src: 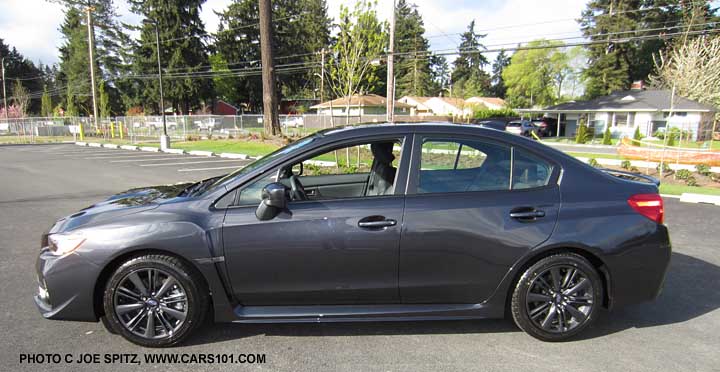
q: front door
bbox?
[222,136,409,305]
[399,136,561,303]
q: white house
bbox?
[519,88,717,140]
[310,94,411,116]
[397,96,434,116]
[423,97,473,117]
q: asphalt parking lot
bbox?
[0,143,718,372]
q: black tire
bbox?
[100,315,118,334]
[102,254,208,347]
[511,253,602,342]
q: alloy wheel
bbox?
[113,268,188,340]
[525,265,595,333]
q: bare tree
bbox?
[12,80,29,118]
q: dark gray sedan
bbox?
[35,123,671,347]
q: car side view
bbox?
[35,123,671,347]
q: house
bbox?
[423,97,473,117]
[310,94,411,116]
[518,88,717,140]
[466,97,507,110]
[397,96,434,116]
[213,100,239,116]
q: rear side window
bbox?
[512,149,554,189]
[418,139,511,193]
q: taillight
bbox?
[627,193,664,224]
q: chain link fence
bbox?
[0,114,454,144]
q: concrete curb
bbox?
[218,153,248,159]
[188,150,214,157]
[88,142,102,147]
[139,146,160,152]
[162,148,186,155]
[75,142,87,146]
[679,193,720,206]
[120,145,138,151]
[102,143,119,149]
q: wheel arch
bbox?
[92,248,214,321]
[503,245,612,315]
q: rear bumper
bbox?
[604,224,672,308]
[35,248,100,322]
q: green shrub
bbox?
[711,173,720,183]
[656,162,672,175]
[696,164,711,176]
[575,124,592,144]
[620,160,632,170]
[675,169,692,180]
[685,175,698,187]
[632,126,644,146]
[588,158,600,168]
[472,107,517,120]
[653,129,665,140]
[602,125,612,145]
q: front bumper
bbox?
[35,247,101,322]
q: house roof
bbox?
[466,97,506,107]
[540,89,716,112]
[400,96,433,104]
[310,94,412,109]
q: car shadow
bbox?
[186,252,720,346]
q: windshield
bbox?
[195,134,322,195]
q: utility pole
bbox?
[1,57,7,121]
[259,0,280,136]
[86,7,99,130]
[319,48,325,104]
[386,0,396,123]
[144,18,170,149]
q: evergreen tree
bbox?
[451,20,491,98]
[393,0,433,97]
[578,0,718,98]
[129,0,213,114]
[602,124,613,145]
[0,39,44,114]
[429,54,450,96]
[53,0,130,115]
[490,50,510,98]
[215,0,332,110]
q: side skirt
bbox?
[229,303,504,323]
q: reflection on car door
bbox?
[399,135,561,304]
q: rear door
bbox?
[399,135,561,303]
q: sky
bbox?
[0,0,588,66]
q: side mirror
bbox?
[255,182,288,221]
[291,162,303,176]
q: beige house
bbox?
[466,97,507,110]
[397,96,434,116]
[310,94,411,116]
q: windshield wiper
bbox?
[181,175,225,196]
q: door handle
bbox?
[358,217,397,228]
[509,210,546,219]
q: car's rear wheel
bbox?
[102,254,208,347]
[511,253,602,341]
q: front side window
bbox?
[418,139,511,193]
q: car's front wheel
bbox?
[511,253,602,341]
[102,254,208,347]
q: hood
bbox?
[49,182,193,234]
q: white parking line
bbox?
[139,159,248,167]
[110,156,194,163]
[80,153,183,159]
[178,165,246,172]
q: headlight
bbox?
[47,233,86,256]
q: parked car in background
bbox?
[506,120,537,137]
[281,116,304,128]
[195,118,217,131]
[35,123,670,347]
[533,119,558,137]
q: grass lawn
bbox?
[642,139,720,150]
[0,135,77,144]
[161,140,280,157]
[659,184,720,196]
